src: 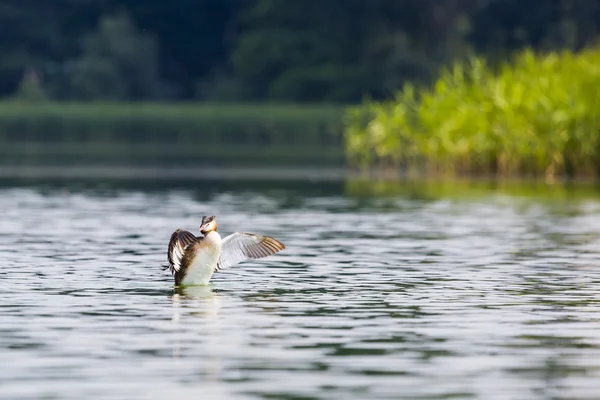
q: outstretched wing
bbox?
[167,229,199,273]
[216,232,285,271]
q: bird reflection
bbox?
[169,285,224,381]
[170,285,222,323]
[173,284,219,299]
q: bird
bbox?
[165,215,285,286]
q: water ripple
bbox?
[1,186,600,399]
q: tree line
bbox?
[4,0,600,103]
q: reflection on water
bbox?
[1,181,600,399]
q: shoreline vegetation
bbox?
[0,102,345,167]
[3,46,600,184]
[344,46,600,181]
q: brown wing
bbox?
[174,241,202,286]
[167,229,198,274]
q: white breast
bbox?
[181,231,222,286]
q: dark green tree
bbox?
[230,0,481,102]
[70,12,161,100]
[120,0,236,99]
[13,67,48,102]
[0,0,599,102]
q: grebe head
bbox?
[199,215,217,234]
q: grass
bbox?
[344,45,600,180]
[0,102,345,166]
[0,142,344,166]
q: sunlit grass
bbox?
[345,45,600,180]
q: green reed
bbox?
[345,46,600,179]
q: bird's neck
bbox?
[204,230,222,244]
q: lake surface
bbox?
[2,178,600,400]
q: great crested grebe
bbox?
[165,216,285,286]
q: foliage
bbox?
[0,142,344,167]
[0,0,234,100]
[344,45,600,179]
[13,68,48,103]
[70,12,161,100]
[2,0,600,102]
[231,0,474,102]
[0,102,344,166]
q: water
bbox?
[2,179,600,399]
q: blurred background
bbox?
[4,3,600,400]
[1,0,599,177]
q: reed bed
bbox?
[344,46,600,179]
